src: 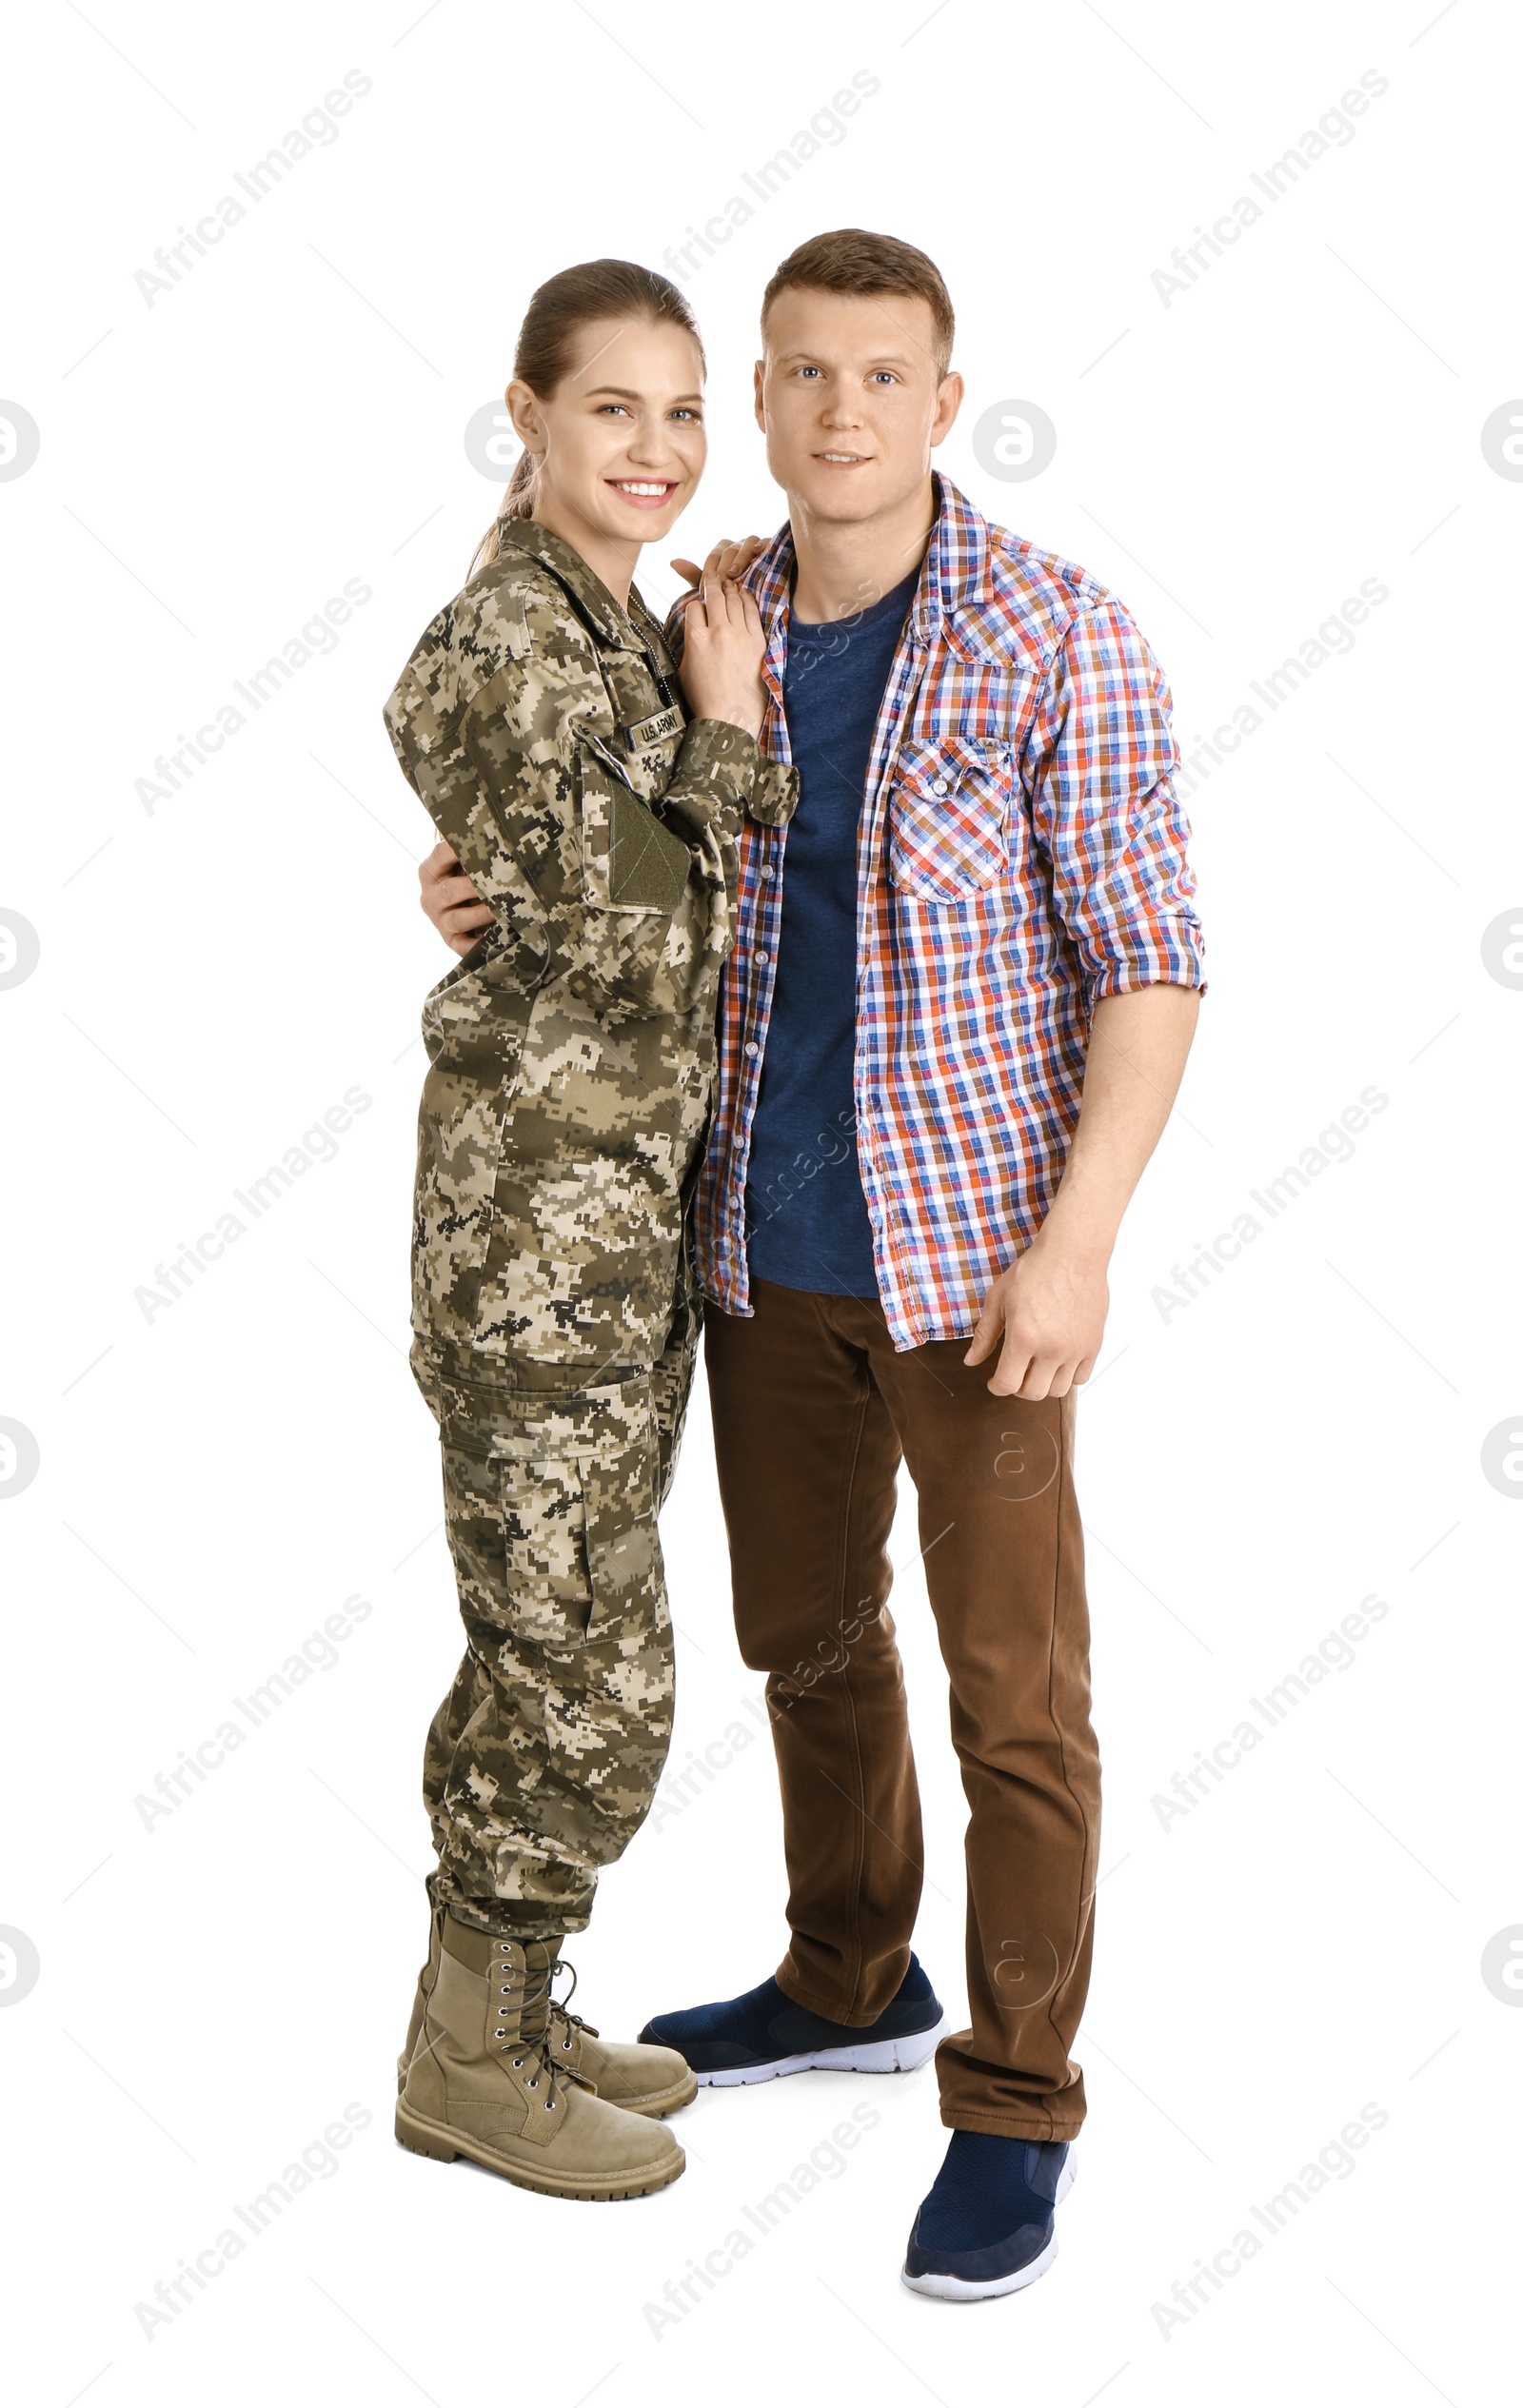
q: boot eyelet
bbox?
[562,2039,571,2049]
[513,2057,524,2068]
[494,2026,506,2038]
[527,2077,539,2089]
[544,2101,554,2112]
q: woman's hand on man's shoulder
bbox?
[675,572,766,741]
[668,535,769,602]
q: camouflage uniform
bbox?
[385,517,797,1936]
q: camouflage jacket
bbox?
[384,516,797,1372]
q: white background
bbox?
[3,3,1519,2402]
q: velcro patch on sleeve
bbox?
[606,785,691,913]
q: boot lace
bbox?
[548,1956,601,2049]
[495,1946,594,2112]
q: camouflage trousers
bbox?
[411,1302,696,1939]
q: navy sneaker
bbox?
[901,2131,1077,2300]
[639,1956,948,2085]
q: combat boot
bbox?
[397,1911,695,2118]
[534,1946,696,2119]
[396,1913,685,2199]
[396,1886,445,2089]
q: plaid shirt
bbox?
[691,473,1206,1351]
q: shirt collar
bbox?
[746,473,1051,676]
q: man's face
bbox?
[754,287,962,525]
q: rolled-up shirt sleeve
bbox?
[1021,592,1207,1004]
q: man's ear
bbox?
[753,358,765,432]
[929,369,965,450]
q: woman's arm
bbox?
[386,571,764,1017]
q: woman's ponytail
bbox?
[501,446,539,521]
[465,257,702,581]
[468,446,538,576]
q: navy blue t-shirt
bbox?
[743,566,920,1297]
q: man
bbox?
[421,228,1205,2297]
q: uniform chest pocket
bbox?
[576,742,692,917]
[887,735,1013,901]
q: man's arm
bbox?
[964,984,1197,1397]
[968,590,1206,1398]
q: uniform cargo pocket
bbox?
[486,1380,661,1646]
[496,1446,598,1647]
[887,734,1013,901]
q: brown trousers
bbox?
[704,1278,1100,2138]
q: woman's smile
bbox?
[607,476,681,508]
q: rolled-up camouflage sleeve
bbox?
[384,587,762,1018]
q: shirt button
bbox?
[930,776,950,796]
[744,1041,760,1058]
[754,949,769,965]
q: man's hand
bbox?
[420,839,493,957]
[964,1234,1109,1399]
[963,984,1201,1397]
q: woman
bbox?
[382,259,795,2200]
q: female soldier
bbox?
[382,260,795,2200]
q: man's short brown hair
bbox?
[761,229,956,374]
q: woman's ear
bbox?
[506,378,544,459]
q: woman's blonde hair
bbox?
[469,258,703,577]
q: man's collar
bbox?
[747,518,801,634]
[490,514,639,649]
[747,472,1050,675]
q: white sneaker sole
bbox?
[900,2147,1077,2301]
[693,2010,951,2086]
